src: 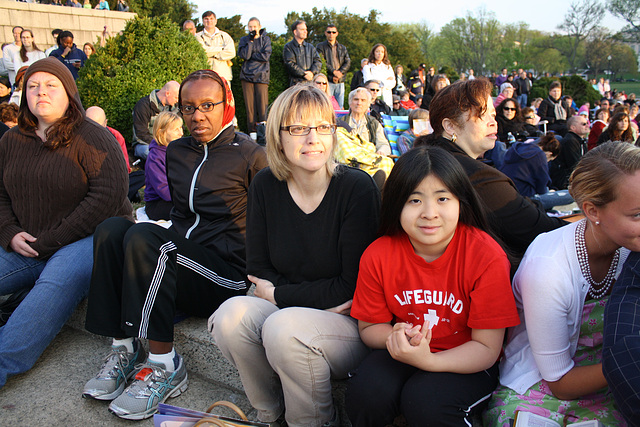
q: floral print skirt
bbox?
[483,298,627,427]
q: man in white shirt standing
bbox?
[195,11,235,83]
[2,26,23,87]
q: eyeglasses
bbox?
[326,31,337,34]
[179,100,223,115]
[315,81,328,86]
[393,102,400,105]
[280,124,337,136]
[503,107,517,111]
[524,116,535,120]
[368,88,380,92]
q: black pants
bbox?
[346,349,499,427]
[85,217,247,342]
[241,80,268,133]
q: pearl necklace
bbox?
[575,220,620,299]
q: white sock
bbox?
[148,348,177,372]
[111,337,135,353]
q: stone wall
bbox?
[1,0,134,50]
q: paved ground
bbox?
[0,326,257,425]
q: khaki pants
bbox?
[210,296,368,427]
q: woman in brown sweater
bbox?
[0,57,131,389]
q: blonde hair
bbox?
[266,84,337,181]
[152,111,183,146]
[569,141,640,208]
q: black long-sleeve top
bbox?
[434,136,567,256]
[246,166,380,309]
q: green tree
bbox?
[217,15,247,42]
[531,76,600,106]
[78,16,209,143]
[436,8,503,74]
[609,0,640,39]
[282,8,424,75]
[558,0,605,72]
[126,0,197,26]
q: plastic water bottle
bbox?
[507,132,516,145]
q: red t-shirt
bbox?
[352,224,520,353]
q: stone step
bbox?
[66,299,243,392]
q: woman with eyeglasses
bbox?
[496,98,527,143]
[83,70,267,420]
[313,73,341,110]
[211,84,380,426]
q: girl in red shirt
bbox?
[347,145,520,426]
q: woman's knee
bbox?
[210,296,277,350]
[94,217,133,244]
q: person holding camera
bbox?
[238,17,271,134]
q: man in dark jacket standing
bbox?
[283,20,321,87]
[238,17,272,134]
[316,24,351,109]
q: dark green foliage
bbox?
[531,76,601,107]
[217,15,247,42]
[438,65,460,82]
[125,0,196,26]
[231,36,291,133]
[77,16,209,144]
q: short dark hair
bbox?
[379,145,492,237]
[202,10,216,19]
[549,81,562,91]
[12,26,23,33]
[428,78,493,136]
[179,69,226,107]
[537,133,560,157]
[52,28,62,37]
[248,17,260,25]
[57,30,74,46]
[326,24,337,30]
[291,19,306,32]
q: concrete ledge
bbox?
[1,0,135,47]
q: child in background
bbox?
[143,111,183,221]
[396,108,430,154]
[347,146,520,426]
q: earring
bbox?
[596,221,600,225]
[451,133,457,143]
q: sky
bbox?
[193,0,628,36]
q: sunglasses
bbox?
[326,31,337,34]
[369,88,380,92]
[524,116,535,120]
[503,107,517,111]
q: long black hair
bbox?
[379,145,492,237]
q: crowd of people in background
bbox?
[2,9,640,427]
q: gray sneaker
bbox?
[108,354,188,420]
[83,341,146,401]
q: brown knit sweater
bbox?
[0,118,133,260]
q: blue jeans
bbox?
[0,235,93,388]
[532,190,574,210]
[517,94,528,109]
[133,143,149,160]
[328,82,345,109]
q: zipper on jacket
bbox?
[185,144,208,238]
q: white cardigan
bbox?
[499,220,629,394]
